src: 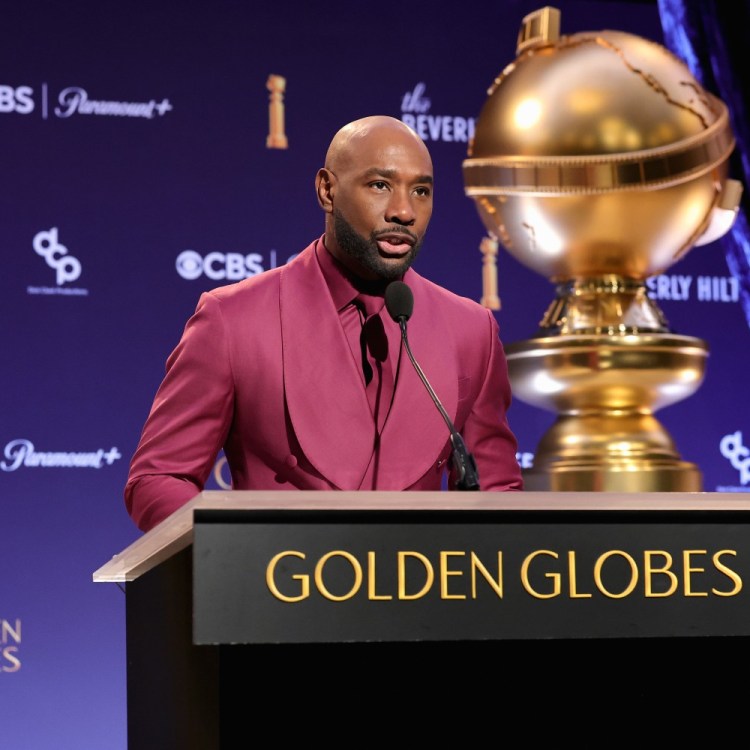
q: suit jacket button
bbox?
[285,454,298,469]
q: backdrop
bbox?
[2,1,748,747]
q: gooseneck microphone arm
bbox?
[385,281,481,491]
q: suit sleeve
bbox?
[452,308,524,492]
[124,292,234,531]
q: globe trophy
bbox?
[463,7,743,491]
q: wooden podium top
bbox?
[93,489,750,583]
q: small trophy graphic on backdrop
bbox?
[266,74,288,149]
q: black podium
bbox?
[94,490,750,748]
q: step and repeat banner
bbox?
[2,1,748,746]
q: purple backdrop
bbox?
[2,1,747,746]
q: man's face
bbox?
[332,207,423,281]
[326,129,433,281]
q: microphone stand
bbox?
[396,318,481,491]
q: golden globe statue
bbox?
[463,7,742,492]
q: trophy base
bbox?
[522,460,702,492]
[505,333,708,493]
[521,410,704,492]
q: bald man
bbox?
[125,116,523,533]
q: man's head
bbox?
[315,115,433,282]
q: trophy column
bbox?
[504,279,708,491]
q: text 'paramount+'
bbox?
[0,83,172,119]
[0,440,122,471]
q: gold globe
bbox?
[463,7,742,492]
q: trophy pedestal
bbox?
[506,333,708,492]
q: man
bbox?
[125,115,523,532]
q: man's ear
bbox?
[315,168,335,213]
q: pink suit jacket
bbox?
[125,238,523,531]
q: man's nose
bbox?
[385,190,416,225]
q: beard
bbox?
[333,209,423,281]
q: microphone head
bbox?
[385,281,414,322]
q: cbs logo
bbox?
[176,250,266,281]
[176,249,298,281]
[0,85,34,114]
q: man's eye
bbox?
[415,187,431,197]
[371,181,389,190]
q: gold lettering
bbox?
[683,550,708,597]
[643,550,678,597]
[567,550,592,598]
[594,550,638,598]
[267,545,744,606]
[470,551,503,598]
[398,551,434,600]
[713,550,743,596]
[521,549,560,599]
[439,551,466,599]
[266,550,309,602]
[367,551,392,600]
[315,550,362,601]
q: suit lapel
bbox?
[280,241,377,487]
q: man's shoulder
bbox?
[407,269,491,320]
[203,240,316,305]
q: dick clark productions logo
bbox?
[33,227,81,285]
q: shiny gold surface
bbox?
[474,29,725,158]
[464,9,741,491]
[479,235,501,310]
[506,333,708,491]
[463,22,739,285]
[505,333,708,414]
[539,277,669,335]
[517,6,560,54]
[467,176,727,282]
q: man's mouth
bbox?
[375,232,415,256]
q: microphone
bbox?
[385,280,480,491]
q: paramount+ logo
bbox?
[1,82,173,119]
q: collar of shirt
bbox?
[315,238,390,315]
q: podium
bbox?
[95,490,750,748]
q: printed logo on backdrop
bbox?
[647,274,740,303]
[0,83,172,120]
[27,228,88,296]
[211,455,232,490]
[0,620,21,674]
[26,227,89,296]
[0,85,33,114]
[517,451,533,470]
[266,74,287,149]
[717,431,750,492]
[0,440,122,471]
[400,83,475,144]
[176,249,299,281]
